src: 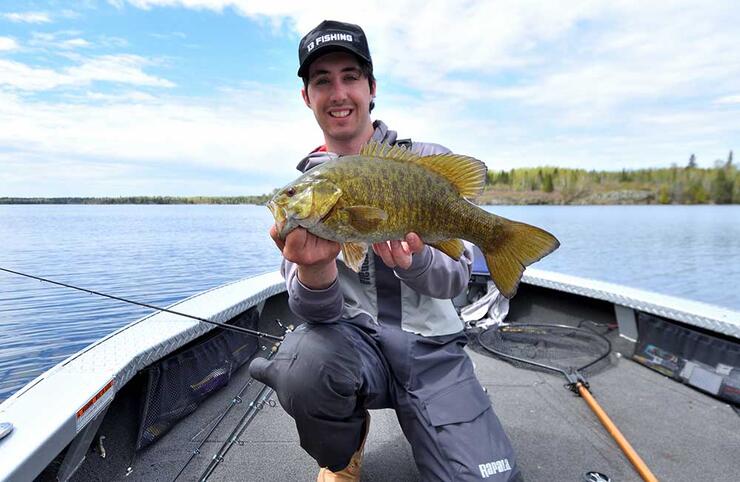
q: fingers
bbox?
[405,232,425,254]
[282,228,340,266]
[372,241,392,266]
[373,239,412,269]
[269,224,286,251]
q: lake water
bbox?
[1,204,739,402]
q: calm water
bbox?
[1,204,739,401]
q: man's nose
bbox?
[328,82,348,103]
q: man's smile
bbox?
[328,109,352,118]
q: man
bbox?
[249,20,521,482]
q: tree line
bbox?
[3,152,737,205]
[485,151,738,204]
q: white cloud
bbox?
[61,38,91,49]
[2,11,52,23]
[0,55,175,91]
[28,31,125,51]
[0,37,18,51]
[715,94,740,104]
[0,85,323,196]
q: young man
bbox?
[249,20,521,482]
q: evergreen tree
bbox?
[543,173,554,193]
[711,168,734,204]
[687,154,697,169]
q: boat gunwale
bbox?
[520,267,740,339]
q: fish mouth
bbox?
[266,200,281,219]
[267,201,287,227]
[267,201,293,238]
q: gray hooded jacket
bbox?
[284,120,474,336]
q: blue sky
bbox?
[1,1,739,196]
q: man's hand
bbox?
[270,225,340,289]
[372,233,425,270]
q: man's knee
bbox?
[249,324,362,417]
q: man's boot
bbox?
[317,412,371,482]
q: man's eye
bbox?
[314,78,329,85]
[345,75,359,82]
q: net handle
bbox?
[577,383,659,482]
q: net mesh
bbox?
[136,308,261,450]
[477,323,612,376]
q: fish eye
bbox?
[286,187,296,197]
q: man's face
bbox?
[302,51,375,144]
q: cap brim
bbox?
[297,44,371,77]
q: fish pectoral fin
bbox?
[341,242,368,272]
[429,239,465,260]
[342,206,388,233]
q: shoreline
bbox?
[3,188,739,206]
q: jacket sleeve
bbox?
[282,259,344,323]
[393,241,474,299]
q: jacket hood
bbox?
[296,120,398,173]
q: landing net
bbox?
[477,323,612,378]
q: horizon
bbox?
[2,1,739,197]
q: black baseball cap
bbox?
[297,20,372,77]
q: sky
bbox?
[1,1,739,197]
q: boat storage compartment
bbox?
[633,312,740,404]
[136,308,261,449]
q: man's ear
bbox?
[301,88,311,108]
[370,80,377,97]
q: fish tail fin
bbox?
[480,218,559,298]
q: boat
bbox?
[1,255,738,482]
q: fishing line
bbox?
[0,267,284,342]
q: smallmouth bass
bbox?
[268,141,559,298]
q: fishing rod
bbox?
[199,383,276,481]
[172,346,278,482]
[0,267,284,342]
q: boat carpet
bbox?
[89,337,739,482]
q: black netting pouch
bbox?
[136,308,260,450]
[633,312,740,404]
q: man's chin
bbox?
[325,128,359,142]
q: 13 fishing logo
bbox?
[306,33,354,52]
[478,458,512,478]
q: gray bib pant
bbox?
[250,259,521,481]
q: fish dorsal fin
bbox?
[360,140,487,198]
[416,153,487,198]
[360,140,420,162]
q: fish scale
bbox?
[320,157,454,241]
